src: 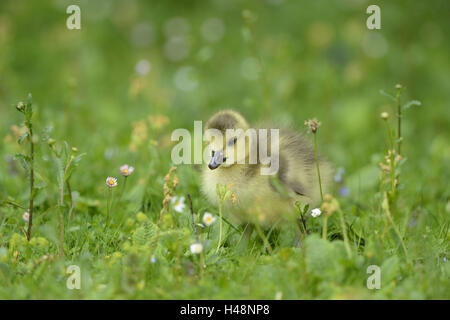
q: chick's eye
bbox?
[228,137,237,146]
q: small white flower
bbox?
[190,243,203,254]
[170,196,186,213]
[120,164,135,176]
[150,256,156,264]
[22,211,30,222]
[311,208,321,218]
[202,212,216,227]
[106,177,118,187]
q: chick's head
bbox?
[204,110,255,170]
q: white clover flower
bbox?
[202,212,216,227]
[311,208,322,218]
[120,164,135,176]
[170,196,186,213]
[106,177,118,187]
[23,211,30,222]
[190,243,203,254]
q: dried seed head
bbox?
[230,193,237,205]
[304,118,321,133]
[320,194,339,216]
[379,162,390,173]
[16,101,25,112]
[160,166,178,217]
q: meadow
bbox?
[0,0,449,299]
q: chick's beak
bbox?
[208,150,226,170]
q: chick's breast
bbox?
[201,164,293,226]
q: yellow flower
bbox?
[136,212,148,222]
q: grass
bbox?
[0,0,449,299]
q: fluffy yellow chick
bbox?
[201,110,332,228]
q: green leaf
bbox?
[72,153,86,165]
[41,125,54,142]
[379,90,396,102]
[133,221,158,247]
[64,153,86,181]
[402,100,421,110]
[34,181,47,190]
[14,153,31,173]
[305,234,346,280]
[381,255,400,286]
[68,191,80,220]
[62,141,71,162]
[303,204,310,216]
[55,157,65,185]
[17,132,29,144]
[24,93,33,120]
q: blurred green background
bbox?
[1,0,448,164]
[0,0,449,299]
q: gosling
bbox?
[201,110,332,228]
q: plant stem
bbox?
[58,208,64,258]
[67,180,73,207]
[337,208,352,258]
[313,133,324,202]
[254,222,273,254]
[26,125,34,241]
[187,194,198,239]
[384,119,394,151]
[58,165,67,258]
[395,85,403,189]
[383,192,409,261]
[216,200,224,253]
[301,212,308,234]
[383,120,396,195]
[291,208,305,244]
[322,215,328,240]
[67,180,75,222]
[117,176,128,204]
[106,188,112,227]
[396,88,402,156]
[199,252,204,278]
[4,200,27,210]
